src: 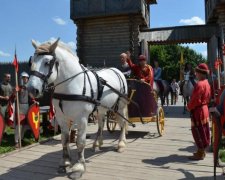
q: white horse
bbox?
[27,39,128,179]
[182,74,194,114]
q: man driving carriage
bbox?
[126,52,154,87]
[119,52,131,78]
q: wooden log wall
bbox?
[75,15,144,67]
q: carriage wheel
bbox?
[156,107,165,136]
[106,111,117,133]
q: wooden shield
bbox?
[0,112,5,145]
[27,104,40,141]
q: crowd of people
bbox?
[119,51,215,161]
[0,72,36,148]
[120,51,180,103]
[0,52,222,162]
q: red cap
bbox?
[138,55,146,61]
[195,63,209,74]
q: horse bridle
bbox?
[30,53,59,92]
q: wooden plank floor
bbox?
[0,99,224,180]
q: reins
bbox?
[30,52,144,127]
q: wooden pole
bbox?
[217,62,221,89]
[223,44,225,85]
[15,69,22,148]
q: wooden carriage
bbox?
[107,79,165,136]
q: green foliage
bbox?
[150,45,207,81]
[0,126,56,154]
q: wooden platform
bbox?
[0,99,223,180]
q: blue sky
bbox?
[0,0,206,62]
[151,0,207,57]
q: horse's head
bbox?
[28,38,60,97]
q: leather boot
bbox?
[189,149,205,160]
[193,149,206,158]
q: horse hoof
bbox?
[58,166,67,174]
[118,147,125,153]
[93,146,101,152]
[69,171,83,180]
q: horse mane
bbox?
[39,40,77,57]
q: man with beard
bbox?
[119,52,131,78]
[0,73,13,120]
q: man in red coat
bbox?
[187,63,211,160]
[126,53,154,87]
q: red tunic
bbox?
[187,79,211,149]
[187,79,211,123]
[127,59,154,87]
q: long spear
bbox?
[12,47,21,148]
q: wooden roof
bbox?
[146,0,157,4]
[139,25,219,44]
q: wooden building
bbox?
[70,0,157,67]
[70,0,225,71]
[205,0,225,69]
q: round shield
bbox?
[27,103,40,141]
[0,112,5,145]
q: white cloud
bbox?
[179,16,205,25]
[49,37,57,42]
[52,17,67,25]
[181,43,207,48]
[67,41,76,50]
[0,50,11,57]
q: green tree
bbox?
[150,45,207,81]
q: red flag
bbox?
[214,58,222,70]
[12,53,18,72]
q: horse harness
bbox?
[29,53,138,126]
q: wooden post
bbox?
[217,62,221,89]
[223,44,225,85]
[15,70,22,148]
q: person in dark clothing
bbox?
[0,73,13,120]
[14,72,34,148]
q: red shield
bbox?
[0,113,5,144]
[27,104,40,141]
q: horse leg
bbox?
[71,116,88,179]
[160,94,164,106]
[183,97,186,114]
[58,126,71,173]
[93,114,105,151]
[117,105,128,153]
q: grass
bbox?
[0,126,57,154]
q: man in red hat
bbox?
[187,63,211,160]
[126,53,154,87]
